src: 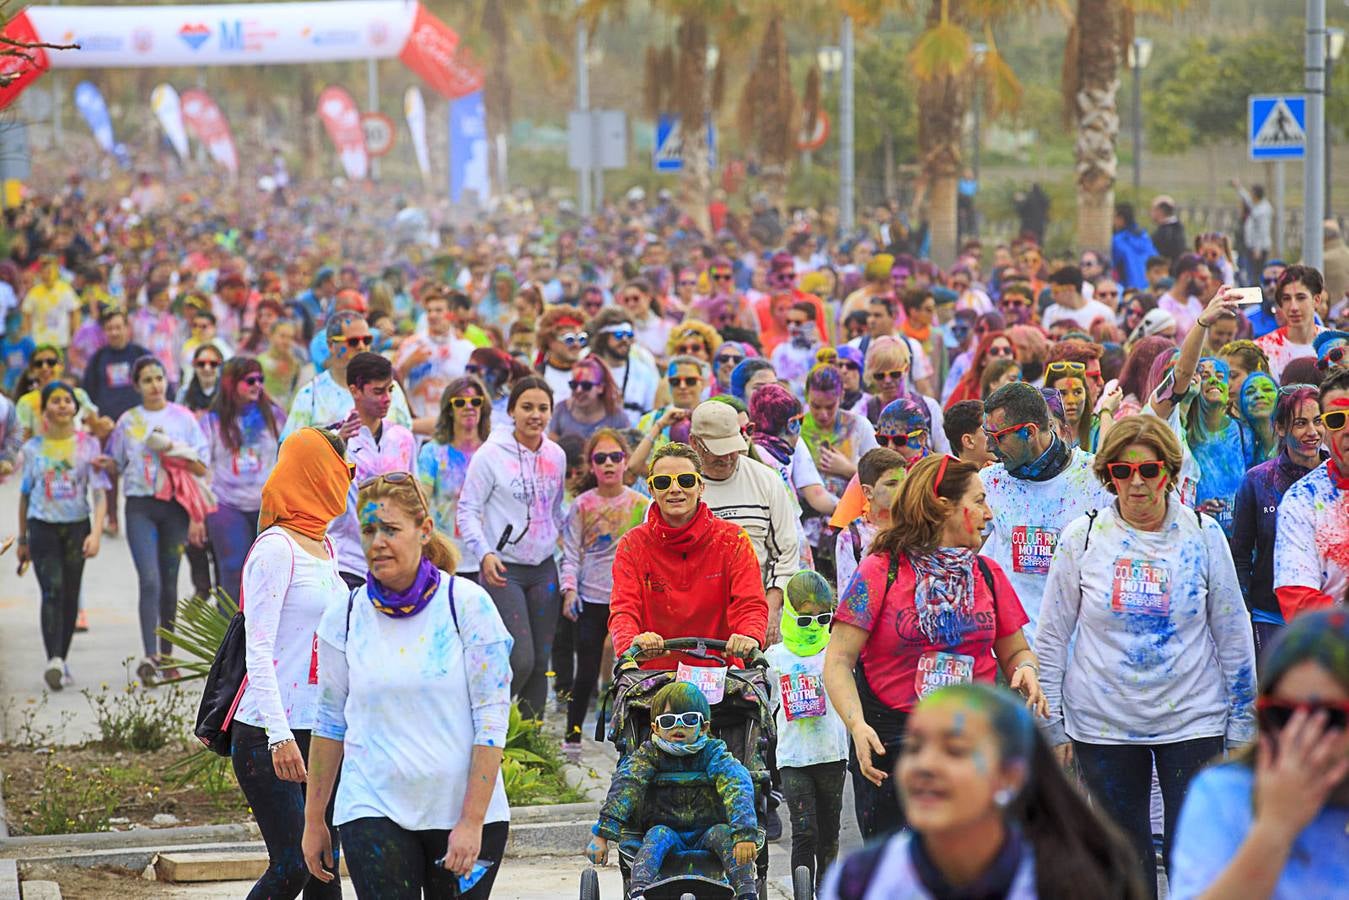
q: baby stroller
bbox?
[579,638,775,900]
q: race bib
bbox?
[233,446,262,476]
[105,361,132,388]
[677,662,727,704]
[1010,525,1058,575]
[1111,558,1171,617]
[309,632,320,685]
[46,469,78,501]
[915,651,975,699]
[779,672,826,721]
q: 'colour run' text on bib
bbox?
[1111,558,1171,617]
[1010,525,1058,574]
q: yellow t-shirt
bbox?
[21,281,79,347]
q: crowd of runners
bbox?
[1,171,1348,899]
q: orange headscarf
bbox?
[258,427,352,540]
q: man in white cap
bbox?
[689,400,800,645]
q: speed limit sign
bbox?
[361,112,396,157]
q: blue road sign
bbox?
[1249,94,1306,161]
[652,114,716,172]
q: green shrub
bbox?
[24,758,118,835]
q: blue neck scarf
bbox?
[1009,434,1071,482]
[367,556,441,618]
[653,733,710,756]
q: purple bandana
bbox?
[367,556,442,618]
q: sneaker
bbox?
[75,610,89,633]
[764,807,783,842]
[61,662,73,688]
[136,657,158,687]
[563,729,583,761]
[44,657,64,691]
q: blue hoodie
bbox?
[1112,227,1157,291]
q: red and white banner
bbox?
[180,88,238,176]
[0,2,481,108]
[317,85,368,181]
[0,12,51,111]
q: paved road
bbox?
[0,477,199,745]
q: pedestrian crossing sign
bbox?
[1249,94,1307,161]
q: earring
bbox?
[993,788,1013,808]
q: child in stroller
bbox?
[586,677,764,900]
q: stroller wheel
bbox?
[580,866,600,900]
[793,865,814,900]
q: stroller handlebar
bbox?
[617,637,769,672]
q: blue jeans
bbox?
[124,496,189,658]
[206,503,259,607]
[1073,735,1225,900]
[628,824,755,896]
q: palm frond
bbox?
[982,44,1024,117]
[908,20,972,82]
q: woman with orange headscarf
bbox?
[232,426,351,900]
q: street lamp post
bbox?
[971,43,987,188]
[1127,37,1153,197]
[1326,26,1344,217]
[840,16,855,233]
[815,45,842,180]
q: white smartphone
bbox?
[1230,286,1263,308]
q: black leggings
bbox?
[28,518,90,661]
[565,601,609,738]
[781,761,847,888]
[231,723,341,900]
[341,816,509,900]
[484,559,559,719]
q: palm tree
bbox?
[1062,0,1189,252]
[848,0,1025,266]
[737,16,797,211]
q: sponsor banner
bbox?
[448,90,489,203]
[0,12,50,110]
[396,2,482,99]
[151,83,191,160]
[180,88,238,175]
[317,85,368,181]
[404,87,431,182]
[73,81,115,152]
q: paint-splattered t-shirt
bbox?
[417,440,479,574]
[108,403,210,498]
[1274,461,1349,609]
[765,643,849,768]
[20,431,109,523]
[836,551,1027,712]
[1255,326,1323,384]
[200,404,286,511]
[1037,498,1257,746]
[1170,762,1349,900]
[980,450,1112,644]
[315,574,513,831]
[560,487,650,604]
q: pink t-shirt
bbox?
[836,551,1028,711]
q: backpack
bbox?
[193,534,332,757]
[1079,505,1201,552]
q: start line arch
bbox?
[0,1,482,108]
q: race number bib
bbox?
[105,361,132,388]
[46,469,78,501]
[677,662,727,704]
[1010,525,1058,575]
[233,446,262,476]
[1111,558,1171,617]
[779,672,826,721]
[915,651,975,699]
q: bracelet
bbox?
[269,737,296,752]
[1013,660,1039,674]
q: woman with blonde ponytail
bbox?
[302,471,515,899]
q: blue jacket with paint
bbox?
[1230,449,1323,621]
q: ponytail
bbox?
[424,529,459,574]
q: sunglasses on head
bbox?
[648,472,701,492]
[1046,360,1086,377]
[670,376,701,389]
[241,374,264,386]
[654,711,705,729]
[343,335,374,349]
[32,358,59,369]
[793,612,833,627]
[1317,346,1348,370]
[1321,409,1349,432]
[195,359,221,369]
[1256,697,1349,733]
[569,379,599,392]
[558,332,588,348]
[357,470,430,518]
[1107,460,1166,481]
[450,395,484,409]
[591,450,626,465]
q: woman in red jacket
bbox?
[610,442,768,669]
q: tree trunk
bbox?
[916,0,967,267]
[675,16,711,234]
[929,175,960,266]
[1073,0,1121,252]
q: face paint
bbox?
[781,570,835,656]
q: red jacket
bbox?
[609,502,768,669]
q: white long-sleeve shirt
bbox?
[314,574,513,831]
[702,455,802,593]
[1037,498,1257,747]
[456,428,566,567]
[234,529,345,743]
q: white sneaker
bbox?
[44,657,63,691]
[136,657,158,686]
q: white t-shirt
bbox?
[979,449,1113,644]
[234,529,345,742]
[1256,326,1323,383]
[1041,298,1114,333]
[1274,462,1349,606]
[315,575,514,831]
[765,643,848,768]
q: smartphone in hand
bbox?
[1230,287,1264,309]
